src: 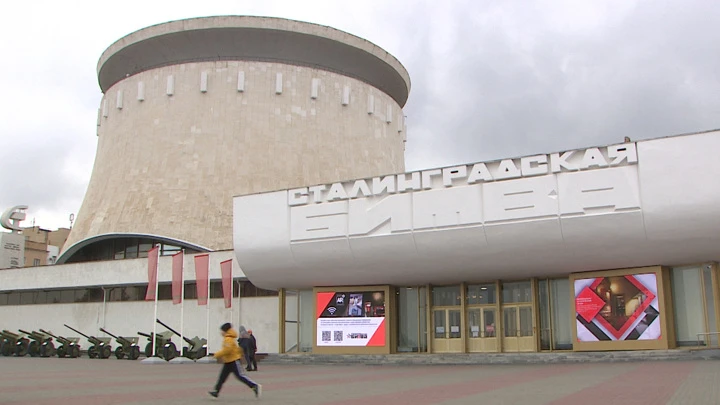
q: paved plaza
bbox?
[1,357,719,404]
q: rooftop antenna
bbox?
[69,213,75,229]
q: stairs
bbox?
[263,349,720,366]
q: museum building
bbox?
[1,15,719,358]
[233,130,720,355]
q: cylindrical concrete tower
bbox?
[59,16,410,263]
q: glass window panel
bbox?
[704,267,718,347]
[432,286,461,306]
[8,292,20,305]
[419,287,428,352]
[114,240,126,260]
[87,288,104,303]
[550,278,573,350]
[34,290,47,305]
[672,266,706,345]
[483,309,496,337]
[433,310,446,338]
[185,282,198,300]
[0,293,8,305]
[397,288,421,352]
[210,281,223,299]
[538,280,551,350]
[20,291,34,305]
[519,306,533,336]
[466,284,496,305]
[74,289,88,303]
[449,310,461,338]
[158,284,172,300]
[125,238,139,259]
[298,289,314,352]
[47,290,61,304]
[138,240,153,258]
[468,308,481,338]
[129,287,144,301]
[502,281,532,303]
[503,307,517,337]
[60,290,75,303]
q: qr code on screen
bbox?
[334,331,343,342]
[322,331,331,342]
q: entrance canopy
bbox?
[234,131,720,290]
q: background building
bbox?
[21,226,70,266]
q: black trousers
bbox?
[245,353,258,370]
[215,360,257,393]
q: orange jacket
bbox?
[213,328,243,363]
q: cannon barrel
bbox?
[156,319,193,345]
[18,329,32,336]
[39,329,67,343]
[39,329,57,338]
[138,332,152,338]
[99,328,118,339]
[64,324,90,339]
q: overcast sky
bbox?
[1,0,719,230]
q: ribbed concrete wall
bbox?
[64,17,409,254]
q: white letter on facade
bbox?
[288,188,309,206]
[349,179,372,199]
[607,143,638,166]
[442,166,468,187]
[308,185,327,203]
[396,172,422,192]
[521,155,548,177]
[421,169,442,190]
[467,163,493,183]
[372,176,396,196]
[550,151,577,173]
[580,148,609,169]
[495,159,522,180]
[326,183,348,201]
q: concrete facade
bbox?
[63,16,410,256]
[0,251,279,353]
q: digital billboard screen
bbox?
[316,290,386,347]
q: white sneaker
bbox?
[254,384,262,398]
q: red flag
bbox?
[220,259,233,309]
[194,254,209,305]
[144,246,159,301]
[171,251,183,304]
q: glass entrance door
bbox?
[433,308,462,352]
[502,305,534,351]
[396,287,428,353]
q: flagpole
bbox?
[180,249,185,357]
[206,263,210,356]
[151,245,160,358]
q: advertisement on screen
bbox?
[575,273,661,341]
[316,291,386,347]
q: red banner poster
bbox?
[171,251,183,304]
[194,254,209,305]
[144,246,159,301]
[220,259,233,309]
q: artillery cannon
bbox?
[18,329,55,357]
[99,328,140,360]
[64,324,112,359]
[39,329,81,358]
[138,330,176,360]
[0,330,29,357]
[156,318,208,360]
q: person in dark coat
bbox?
[247,329,258,371]
[237,325,253,370]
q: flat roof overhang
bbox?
[233,131,720,290]
[97,16,410,106]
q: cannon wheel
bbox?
[88,345,98,359]
[129,345,140,360]
[71,345,80,358]
[28,341,40,357]
[115,346,125,359]
[144,342,153,358]
[39,342,55,357]
[162,342,177,361]
[0,340,10,357]
[100,345,112,359]
[16,340,29,357]
[57,345,67,358]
